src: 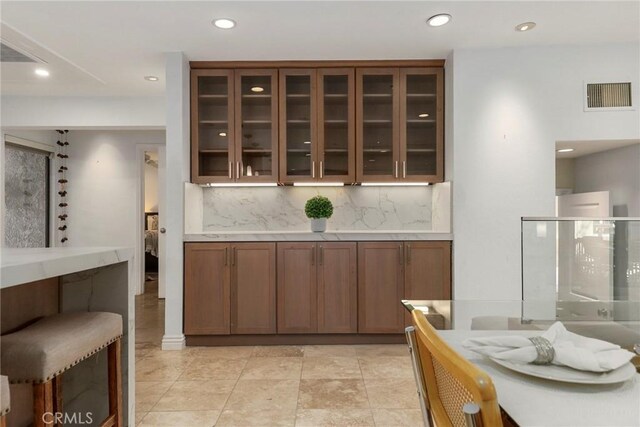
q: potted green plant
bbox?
[305,195,333,232]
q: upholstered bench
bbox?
[1,312,123,427]
[1,375,9,427]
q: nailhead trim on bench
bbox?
[8,335,123,385]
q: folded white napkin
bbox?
[463,322,635,373]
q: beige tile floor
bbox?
[135,279,420,427]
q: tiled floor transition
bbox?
[135,279,420,426]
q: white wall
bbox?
[574,144,640,217]
[450,43,640,301]
[555,158,575,190]
[0,96,165,129]
[65,130,165,292]
[144,157,159,212]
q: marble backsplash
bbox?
[202,186,433,231]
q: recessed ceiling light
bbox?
[418,113,430,118]
[515,22,536,32]
[557,148,574,153]
[35,68,49,77]
[144,76,159,82]
[251,86,264,93]
[219,132,227,137]
[427,14,451,27]
[303,141,311,144]
[213,18,236,29]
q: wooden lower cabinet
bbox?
[276,242,358,334]
[185,240,451,340]
[184,242,276,335]
[317,243,358,333]
[184,243,230,335]
[404,241,452,327]
[357,242,405,333]
[277,243,318,333]
[231,243,277,334]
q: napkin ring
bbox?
[529,336,555,365]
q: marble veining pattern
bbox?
[0,246,134,288]
[184,231,452,242]
[202,187,432,232]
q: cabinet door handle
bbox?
[394,161,398,178]
[406,244,411,264]
[232,247,236,266]
[311,246,315,265]
[236,161,240,179]
[320,160,324,179]
[312,161,316,179]
[224,247,228,266]
[319,246,323,265]
[228,161,232,179]
[398,244,403,265]
[402,161,406,178]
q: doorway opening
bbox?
[143,150,160,290]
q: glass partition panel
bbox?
[522,218,640,322]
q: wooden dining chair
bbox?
[406,309,503,427]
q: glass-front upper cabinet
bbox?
[234,70,278,182]
[279,70,317,183]
[399,68,443,182]
[191,70,234,184]
[356,68,400,182]
[317,69,355,182]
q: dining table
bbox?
[402,300,640,427]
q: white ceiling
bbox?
[556,139,640,159]
[1,1,639,97]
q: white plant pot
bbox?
[310,218,327,232]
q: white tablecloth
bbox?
[439,330,640,427]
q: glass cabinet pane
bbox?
[238,74,275,178]
[197,74,231,177]
[405,73,437,176]
[285,74,313,177]
[321,74,350,177]
[361,74,394,177]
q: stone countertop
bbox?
[0,246,133,288]
[184,231,453,242]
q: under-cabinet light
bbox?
[293,182,345,187]
[361,182,431,186]
[202,183,278,187]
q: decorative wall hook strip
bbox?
[56,129,69,245]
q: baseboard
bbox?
[185,333,407,346]
[161,334,186,350]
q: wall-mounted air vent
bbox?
[0,41,42,63]
[585,82,632,110]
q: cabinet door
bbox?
[404,242,452,325]
[317,243,357,333]
[277,243,318,333]
[358,242,405,333]
[317,68,355,183]
[234,70,279,183]
[184,243,230,335]
[399,68,444,182]
[279,69,318,183]
[231,243,276,334]
[356,68,400,182]
[191,69,234,184]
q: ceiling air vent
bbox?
[0,41,40,63]
[585,82,632,110]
